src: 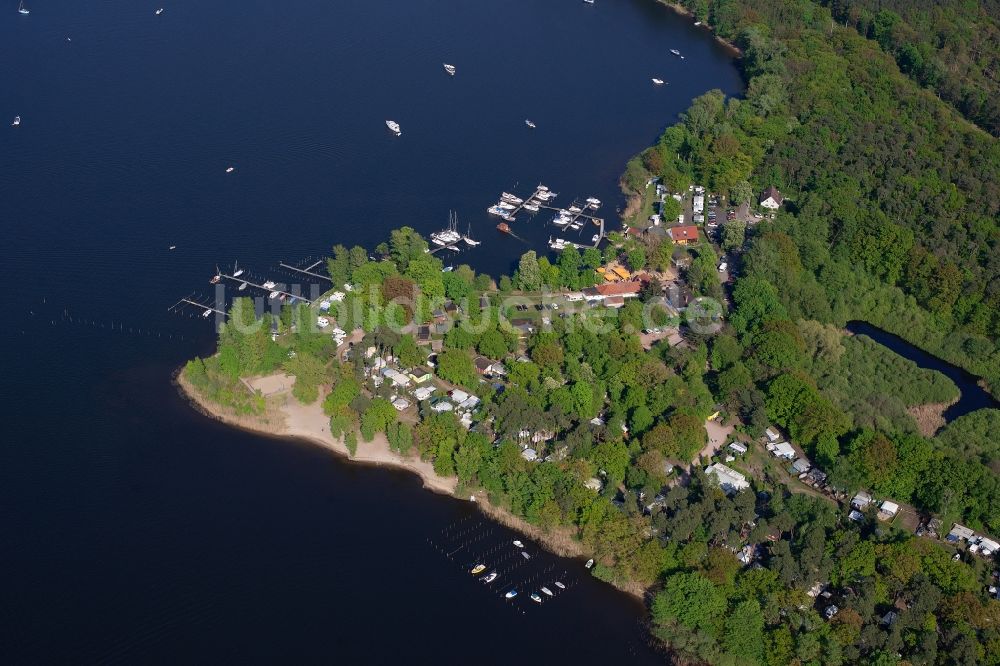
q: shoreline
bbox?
[656,0,743,57]
[174,369,646,601]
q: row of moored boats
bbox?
[471,540,570,603]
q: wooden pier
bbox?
[278,260,331,282]
[216,273,315,304]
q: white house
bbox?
[521,448,538,462]
[413,386,435,402]
[851,491,873,511]
[729,442,748,455]
[451,389,470,404]
[878,501,900,521]
[391,397,410,411]
[759,186,783,210]
[769,442,796,459]
[431,400,454,413]
[459,396,480,411]
[381,368,411,388]
[765,427,782,443]
[705,463,750,495]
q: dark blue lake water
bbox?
[0,0,741,661]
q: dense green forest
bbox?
[634,0,1000,395]
[818,0,1000,135]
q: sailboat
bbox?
[463,224,481,247]
[525,119,536,129]
[233,260,244,278]
[12,116,21,127]
[18,1,29,15]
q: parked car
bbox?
[718,262,728,272]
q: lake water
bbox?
[0,0,741,661]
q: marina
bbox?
[488,183,607,248]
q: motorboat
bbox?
[521,551,531,560]
[262,280,276,289]
[592,234,600,243]
[568,205,583,213]
[385,120,401,136]
[585,559,594,569]
[549,237,566,250]
[471,564,486,575]
[487,205,509,216]
[238,282,248,291]
[523,203,539,212]
[554,581,566,589]
[652,78,665,85]
[505,589,518,599]
[670,49,681,56]
[202,309,212,318]
[226,166,235,173]
[513,540,524,548]
[168,245,176,250]
[531,593,542,603]
[269,290,281,300]
[586,197,601,206]
[570,222,582,230]
[443,63,456,76]
[541,587,553,596]
[501,192,523,204]
[496,201,516,210]
[12,116,21,126]
[483,572,497,583]
[496,222,511,233]
[155,8,164,15]
[18,1,29,14]
[525,119,536,128]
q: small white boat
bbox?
[168,245,176,250]
[537,185,549,192]
[568,205,582,213]
[443,63,456,76]
[591,234,600,243]
[521,551,531,560]
[262,280,276,289]
[513,540,524,548]
[652,78,665,85]
[523,203,540,212]
[585,559,594,569]
[202,309,212,318]
[385,120,401,136]
[497,201,516,210]
[583,0,595,4]
[483,572,497,583]
[18,1,29,14]
[505,589,518,599]
[238,282,248,291]
[694,21,702,26]
[541,586,553,596]
[155,7,164,15]
[670,49,681,56]
[531,593,542,603]
[525,119,536,129]
[586,197,601,206]
[501,192,523,204]
[12,116,21,127]
[226,166,235,173]
[570,222,582,230]
[232,261,244,277]
[269,290,281,300]
[554,581,565,589]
